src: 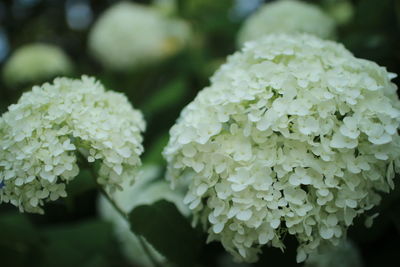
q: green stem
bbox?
[97,184,127,217]
[89,167,162,267]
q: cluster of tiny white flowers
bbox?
[237,0,336,47]
[2,43,73,87]
[163,34,400,262]
[88,1,191,71]
[0,76,145,214]
[99,165,188,267]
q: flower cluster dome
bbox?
[237,0,336,47]
[0,76,145,214]
[3,43,73,87]
[99,165,188,267]
[163,34,400,262]
[88,1,191,71]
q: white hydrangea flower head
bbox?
[305,239,362,267]
[0,76,145,214]
[237,0,336,46]
[163,33,400,263]
[88,1,191,71]
[3,43,73,87]
[98,165,189,267]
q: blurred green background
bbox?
[0,0,399,266]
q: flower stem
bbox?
[97,184,127,217]
[89,167,162,267]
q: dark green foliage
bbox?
[0,213,42,267]
[0,212,125,267]
[40,220,119,267]
[129,200,204,267]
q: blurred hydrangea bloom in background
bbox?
[98,165,188,267]
[323,0,354,25]
[153,0,177,16]
[88,1,191,71]
[2,43,73,87]
[237,0,336,46]
[305,239,362,267]
[164,33,400,263]
[0,76,145,214]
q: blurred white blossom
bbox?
[0,76,145,214]
[3,43,72,87]
[323,0,354,25]
[88,1,191,71]
[98,165,188,267]
[164,33,400,263]
[305,239,362,267]
[237,0,335,46]
[153,0,177,16]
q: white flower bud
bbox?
[237,0,336,46]
[3,43,72,87]
[88,2,191,71]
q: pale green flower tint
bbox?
[153,0,177,16]
[98,165,188,267]
[237,0,336,47]
[88,1,191,71]
[164,34,400,263]
[0,76,145,214]
[324,0,354,25]
[3,43,72,87]
[305,239,362,267]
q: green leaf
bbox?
[354,0,393,29]
[0,212,42,267]
[63,169,96,212]
[142,78,187,116]
[129,200,203,267]
[40,219,117,267]
[65,169,96,197]
[0,212,40,245]
[142,133,170,165]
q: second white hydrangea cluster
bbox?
[0,76,145,213]
[237,0,336,46]
[88,1,191,71]
[164,34,400,262]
